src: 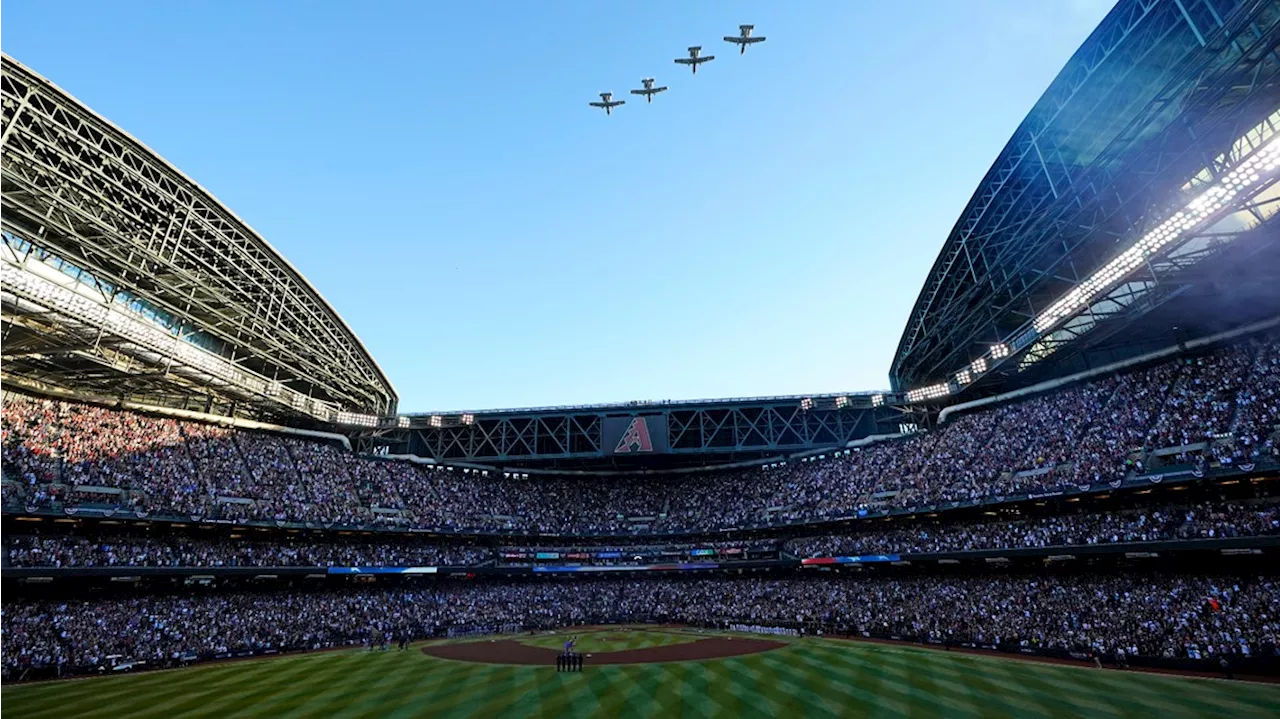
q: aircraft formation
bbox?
[589,24,765,115]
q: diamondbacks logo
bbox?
[614,417,654,453]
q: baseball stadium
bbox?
[3,1,1280,717]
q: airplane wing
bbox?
[698,55,715,62]
[588,102,607,108]
[745,37,766,44]
[674,58,695,65]
[629,89,647,95]
[724,36,745,43]
[609,100,626,107]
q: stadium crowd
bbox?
[9,497,1274,569]
[4,336,1280,534]
[4,573,1276,677]
[3,534,787,569]
[3,535,491,569]
[787,500,1280,558]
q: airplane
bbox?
[588,92,625,115]
[724,25,766,54]
[674,46,714,74]
[629,77,668,103]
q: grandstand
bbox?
[3,0,1280,714]
[1,57,396,426]
[893,0,1280,401]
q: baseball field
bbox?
[4,628,1277,718]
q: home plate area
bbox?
[421,628,787,665]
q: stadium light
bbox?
[971,357,988,374]
[335,412,377,428]
[955,369,972,385]
[906,382,950,403]
[397,416,410,429]
[799,398,813,411]
[990,343,1010,360]
[835,396,849,408]
[1034,127,1280,334]
[871,394,885,407]
[429,415,443,428]
[461,413,475,425]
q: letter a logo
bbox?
[615,417,653,453]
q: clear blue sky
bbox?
[3,0,1115,413]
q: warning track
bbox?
[422,636,786,665]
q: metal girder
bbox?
[402,402,883,464]
[892,0,1280,390]
[895,0,1166,381]
[410,414,604,462]
[665,405,871,452]
[1015,205,1280,376]
[0,55,396,415]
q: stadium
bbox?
[2,1,1280,716]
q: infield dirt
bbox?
[421,636,786,665]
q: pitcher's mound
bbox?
[422,636,785,665]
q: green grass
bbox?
[520,628,700,653]
[4,631,1277,718]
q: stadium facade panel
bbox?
[0,55,396,422]
[892,0,1280,400]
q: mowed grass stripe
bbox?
[848,645,965,718]
[831,643,1037,718]
[19,651,341,719]
[1026,665,1178,718]
[650,660,692,716]
[215,652,393,718]
[1083,668,1280,719]
[815,639,1280,717]
[685,658,719,718]
[323,651,461,719]
[614,663,684,719]
[981,661,1122,718]
[780,644,918,716]
[120,663,310,718]
[5,634,1280,718]
[12,648,360,717]
[883,649,991,716]
[939,655,1064,718]
[430,664,542,719]
[720,655,786,718]
[219,654,397,717]
[577,665,638,718]
[411,663,517,719]
[909,653,993,714]
[131,650,369,718]
[379,659,501,719]
[946,656,1102,718]
[756,646,850,717]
